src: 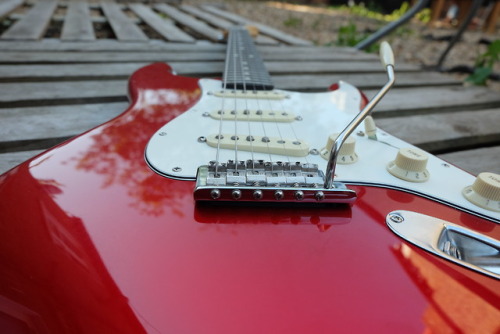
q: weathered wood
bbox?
[180,5,278,45]
[0,81,128,107]
[202,5,312,46]
[0,64,459,90]
[155,3,223,41]
[0,150,44,174]
[0,39,367,55]
[0,102,128,143]
[0,0,23,18]
[1,0,57,40]
[100,1,148,41]
[365,86,500,116]
[377,108,500,152]
[128,3,195,43]
[61,0,95,41]
[438,146,500,175]
[0,49,383,63]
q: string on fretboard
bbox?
[223,27,274,91]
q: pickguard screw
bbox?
[295,116,303,121]
[202,112,210,117]
[442,163,450,168]
[357,131,365,137]
[198,136,207,143]
[172,167,182,172]
[389,213,404,223]
[309,149,319,155]
[159,132,167,136]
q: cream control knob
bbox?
[387,147,429,182]
[462,172,500,212]
[320,133,358,164]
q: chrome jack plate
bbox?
[386,210,500,280]
[194,160,356,204]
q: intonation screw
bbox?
[295,191,304,201]
[253,190,263,200]
[232,189,242,200]
[210,189,221,199]
[315,191,325,201]
[274,190,284,200]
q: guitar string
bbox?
[214,26,235,177]
[234,28,257,171]
[232,29,239,173]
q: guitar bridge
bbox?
[194,160,357,204]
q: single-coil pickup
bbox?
[206,134,309,157]
[209,109,296,122]
[212,90,286,100]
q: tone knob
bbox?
[321,133,358,164]
[462,172,500,212]
[387,147,429,182]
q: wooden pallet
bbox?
[0,0,499,176]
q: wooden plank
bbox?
[438,146,500,175]
[0,102,128,143]
[100,1,148,41]
[0,150,44,174]
[1,0,57,40]
[0,81,128,107]
[377,109,500,153]
[0,64,459,90]
[0,50,384,63]
[61,0,95,41]
[202,5,312,46]
[0,39,366,55]
[365,86,500,116]
[155,3,223,41]
[128,3,195,43]
[0,39,223,51]
[0,0,23,18]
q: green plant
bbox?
[466,40,500,85]
[335,22,379,53]
[332,2,411,22]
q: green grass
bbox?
[466,40,500,85]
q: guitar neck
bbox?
[223,27,274,91]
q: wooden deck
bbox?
[0,0,499,175]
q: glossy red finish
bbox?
[1,63,499,333]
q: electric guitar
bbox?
[0,27,499,333]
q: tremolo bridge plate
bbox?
[194,160,357,204]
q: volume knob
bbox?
[321,133,358,164]
[463,172,500,212]
[387,147,429,182]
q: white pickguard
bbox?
[145,79,500,222]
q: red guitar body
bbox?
[0,63,499,333]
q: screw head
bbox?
[210,189,221,199]
[198,136,207,143]
[274,190,284,200]
[295,190,304,201]
[172,167,182,172]
[315,191,325,201]
[253,190,263,200]
[389,213,404,223]
[159,132,167,136]
[232,189,242,200]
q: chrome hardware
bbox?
[386,210,500,279]
[324,41,395,189]
[194,160,357,204]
